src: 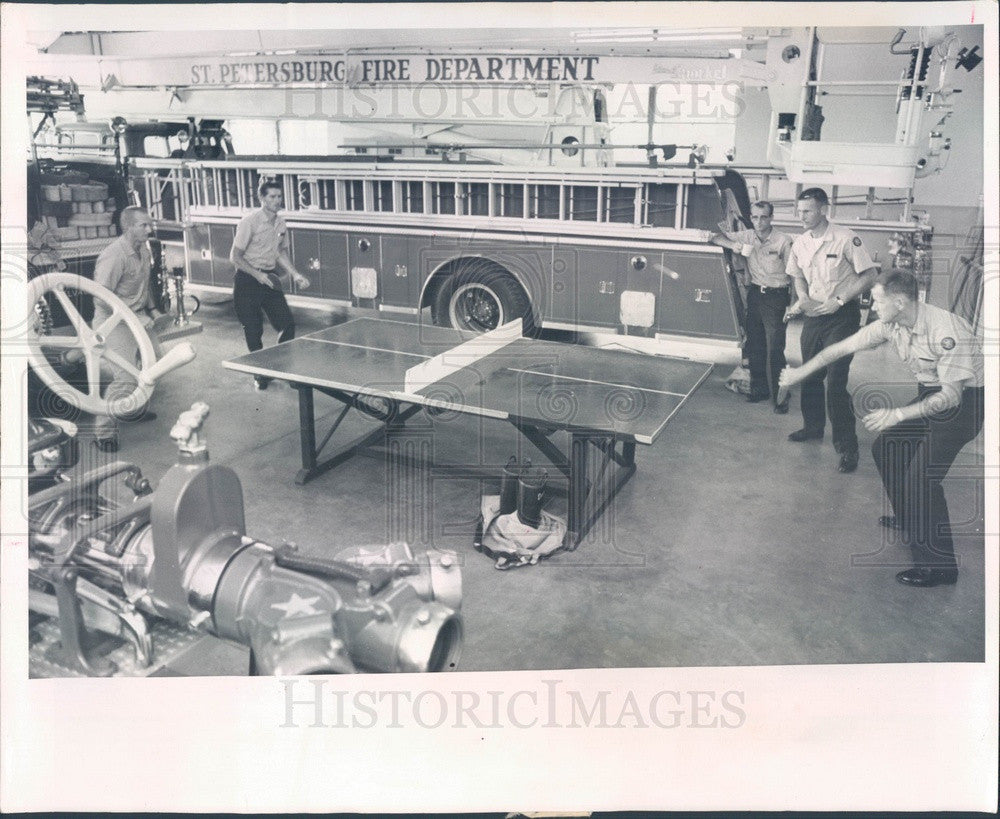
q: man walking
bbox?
[712,200,793,411]
[92,206,165,452]
[785,188,879,472]
[230,179,309,390]
[780,270,984,587]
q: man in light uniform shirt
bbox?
[712,200,793,411]
[780,270,984,587]
[230,179,309,390]
[785,187,879,473]
[92,206,165,451]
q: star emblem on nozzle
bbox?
[270,592,321,617]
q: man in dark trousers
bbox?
[785,187,879,472]
[92,206,166,451]
[780,270,984,587]
[230,179,309,390]
[711,200,794,412]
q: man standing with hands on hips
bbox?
[784,188,879,472]
[780,271,984,587]
[230,179,310,390]
[712,200,794,412]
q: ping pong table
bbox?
[223,317,712,548]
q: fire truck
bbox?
[27,26,981,356]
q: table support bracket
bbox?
[292,386,638,551]
[294,385,422,485]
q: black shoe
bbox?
[94,436,120,453]
[773,399,789,415]
[788,428,824,442]
[837,450,859,473]
[879,515,904,531]
[746,391,770,403]
[254,377,271,391]
[895,567,958,587]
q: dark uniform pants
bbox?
[871,385,984,572]
[799,301,861,453]
[233,269,295,352]
[746,285,791,401]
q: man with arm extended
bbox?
[784,187,879,472]
[230,179,310,390]
[92,206,166,452]
[779,270,984,587]
[711,200,794,411]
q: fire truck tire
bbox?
[434,264,535,335]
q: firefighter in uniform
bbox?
[780,270,984,587]
[711,200,794,411]
[785,187,879,472]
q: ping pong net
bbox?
[403,318,523,395]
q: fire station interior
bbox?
[19,24,989,678]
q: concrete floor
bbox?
[52,298,986,673]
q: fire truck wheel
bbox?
[434,264,534,335]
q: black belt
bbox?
[751,284,789,293]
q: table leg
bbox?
[294,388,422,485]
[565,435,637,550]
[296,386,318,482]
[566,434,589,550]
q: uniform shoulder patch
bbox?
[852,236,862,247]
[941,336,956,350]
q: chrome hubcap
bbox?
[452,284,501,331]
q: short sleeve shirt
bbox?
[728,228,793,288]
[786,222,875,302]
[232,208,288,271]
[93,236,151,315]
[852,302,984,387]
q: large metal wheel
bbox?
[26,272,188,418]
[433,261,533,334]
